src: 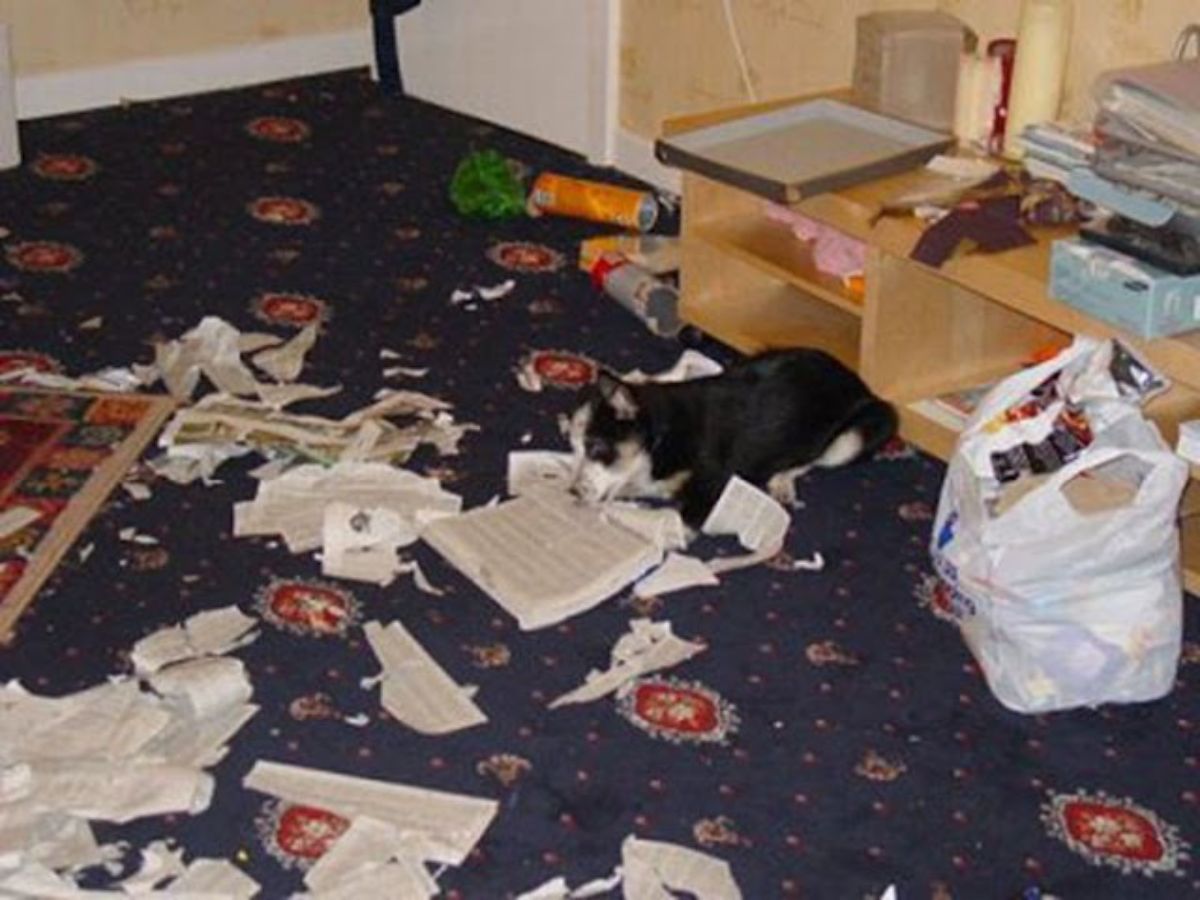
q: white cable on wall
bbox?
[721,0,758,103]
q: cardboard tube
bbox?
[1003,0,1072,159]
[528,173,658,232]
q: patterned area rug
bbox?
[0,70,1195,898]
[0,387,173,641]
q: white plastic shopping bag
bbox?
[931,337,1187,713]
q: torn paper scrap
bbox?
[451,280,516,306]
[0,861,95,897]
[0,814,105,874]
[515,870,623,900]
[634,552,719,599]
[477,279,516,301]
[415,411,477,457]
[788,550,825,572]
[153,315,263,400]
[407,560,444,596]
[0,506,40,540]
[304,860,435,900]
[250,321,319,383]
[303,816,435,896]
[157,400,343,467]
[622,835,742,900]
[363,620,487,734]
[0,629,258,892]
[421,487,663,630]
[247,457,292,482]
[130,606,258,675]
[233,462,461,556]
[237,331,284,354]
[242,760,498,866]
[383,366,430,379]
[146,657,253,720]
[165,858,260,898]
[157,391,469,473]
[602,504,688,552]
[118,526,159,545]
[82,367,148,393]
[340,390,451,426]
[0,366,151,394]
[623,349,724,385]
[701,476,789,574]
[300,816,398,897]
[507,451,576,497]
[322,503,415,585]
[122,481,152,502]
[113,838,186,892]
[513,838,735,900]
[147,441,250,486]
[517,877,575,900]
[0,680,171,763]
[255,382,341,410]
[336,418,386,463]
[548,619,705,708]
[13,761,214,824]
[140,700,259,770]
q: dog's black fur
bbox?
[567,348,898,526]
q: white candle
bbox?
[1003,0,1072,159]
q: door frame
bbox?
[587,0,622,165]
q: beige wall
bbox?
[621,0,1200,138]
[0,0,365,76]
[620,0,921,138]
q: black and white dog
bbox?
[566,348,898,527]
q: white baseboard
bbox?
[610,127,681,195]
[15,27,373,120]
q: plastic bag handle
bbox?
[995,444,1177,521]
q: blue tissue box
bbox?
[1049,238,1200,339]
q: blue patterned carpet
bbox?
[0,70,1196,899]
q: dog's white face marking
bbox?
[565,403,593,479]
[566,387,691,504]
[566,401,653,503]
[574,438,654,503]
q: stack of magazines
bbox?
[1092,58,1200,211]
[1018,122,1094,184]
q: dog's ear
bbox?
[596,370,639,420]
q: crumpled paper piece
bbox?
[549,619,705,708]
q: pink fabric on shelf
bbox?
[763,203,867,279]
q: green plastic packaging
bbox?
[449,150,526,220]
